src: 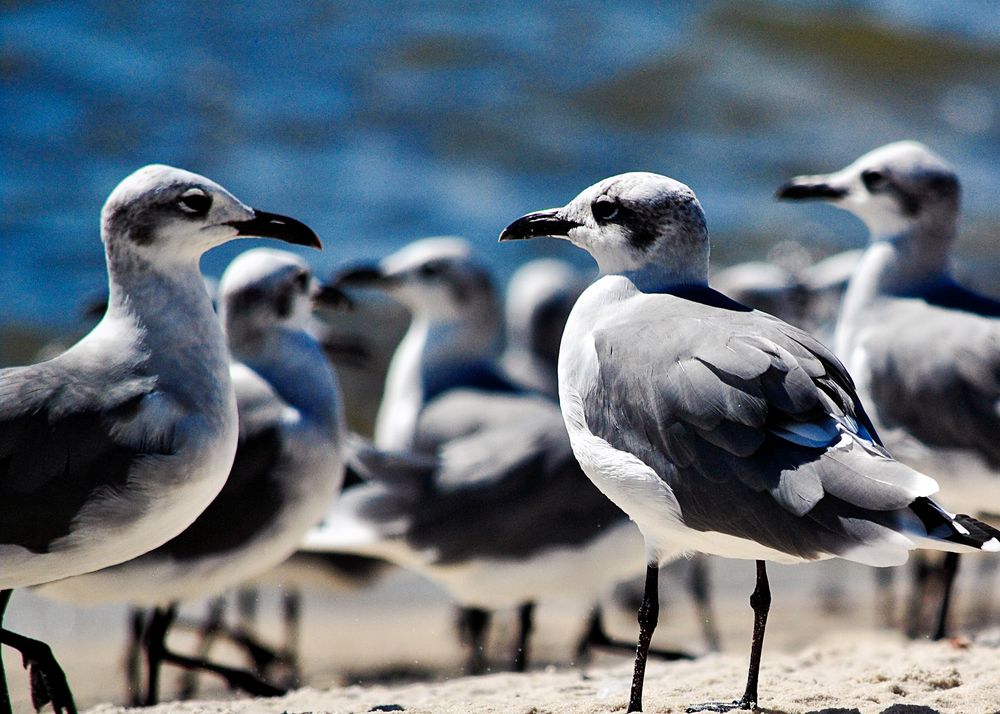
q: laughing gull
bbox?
[0,165,319,714]
[499,171,1000,713]
[333,237,517,452]
[778,140,1000,639]
[38,248,345,705]
[303,396,653,673]
[500,258,589,398]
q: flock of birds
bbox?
[2,140,1000,714]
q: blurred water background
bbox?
[3,0,1000,359]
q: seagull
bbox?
[38,248,346,705]
[499,170,1000,713]
[332,236,518,452]
[777,140,1000,639]
[0,165,319,714]
[302,396,651,674]
[500,258,589,398]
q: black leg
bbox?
[236,587,259,638]
[178,596,227,699]
[143,602,285,701]
[278,588,302,686]
[688,556,721,652]
[576,605,693,664]
[1,590,12,714]
[686,560,771,713]
[932,552,961,641]
[124,607,147,706]
[0,589,77,714]
[143,605,175,706]
[512,602,534,672]
[905,554,932,639]
[873,566,896,629]
[628,563,659,713]
[456,607,492,675]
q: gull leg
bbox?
[512,601,535,672]
[905,554,932,639]
[457,607,492,675]
[932,552,961,641]
[873,566,896,629]
[0,589,77,714]
[576,606,693,664]
[124,607,147,706]
[278,587,302,686]
[143,603,285,703]
[627,563,659,713]
[688,556,721,652]
[687,560,771,713]
[178,596,226,699]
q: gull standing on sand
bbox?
[39,249,346,705]
[0,165,320,714]
[500,171,1000,712]
[778,140,1000,638]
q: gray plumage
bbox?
[779,141,1000,509]
[1,165,320,592]
[38,249,345,607]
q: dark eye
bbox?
[861,169,887,193]
[418,263,441,278]
[592,198,620,222]
[177,189,212,215]
[293,271,309,293]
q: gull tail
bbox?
[906,497,1000,553]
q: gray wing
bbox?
[345,401,627,564]
[856,297,1000,466]
[150,364,287,561]
[585,292,937,561]
[0,358,165,553]
[414,389,559,454]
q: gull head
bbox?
[331,237,498,321]
[101,164,321,267]
[777,141,960,240]
[505,258,586,360]
[219,248,331,353]
[499,172,709,285]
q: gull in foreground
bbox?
[500,171,1000,712]
[39,249,345,705]
[778,140,1000,638]
[0,165,319,714]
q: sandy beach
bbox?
[4,556,998,713]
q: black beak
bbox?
[775,178,849,202]
[228,209,322,249]
[330,263,393,289]
[314,283,354,310]
[499,208,581,242]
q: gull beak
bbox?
[499,208,581,242]
[227,209,322,249]
[313,283,354,310]
[775,175,849,202]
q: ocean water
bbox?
[3,0,1000,341]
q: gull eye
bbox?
[592,198,620,222]
[177,188,212,215]
[293,271,310,293]
[418,263,441,278]
[861,169,888,193]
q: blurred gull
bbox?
[39,249,344,705]
[0,165,320,714]
[333,237,517,452]
[500,170,1000,712]
[500,258,589,398]
[778,140,1000,639]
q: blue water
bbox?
[3,0,1000,333]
